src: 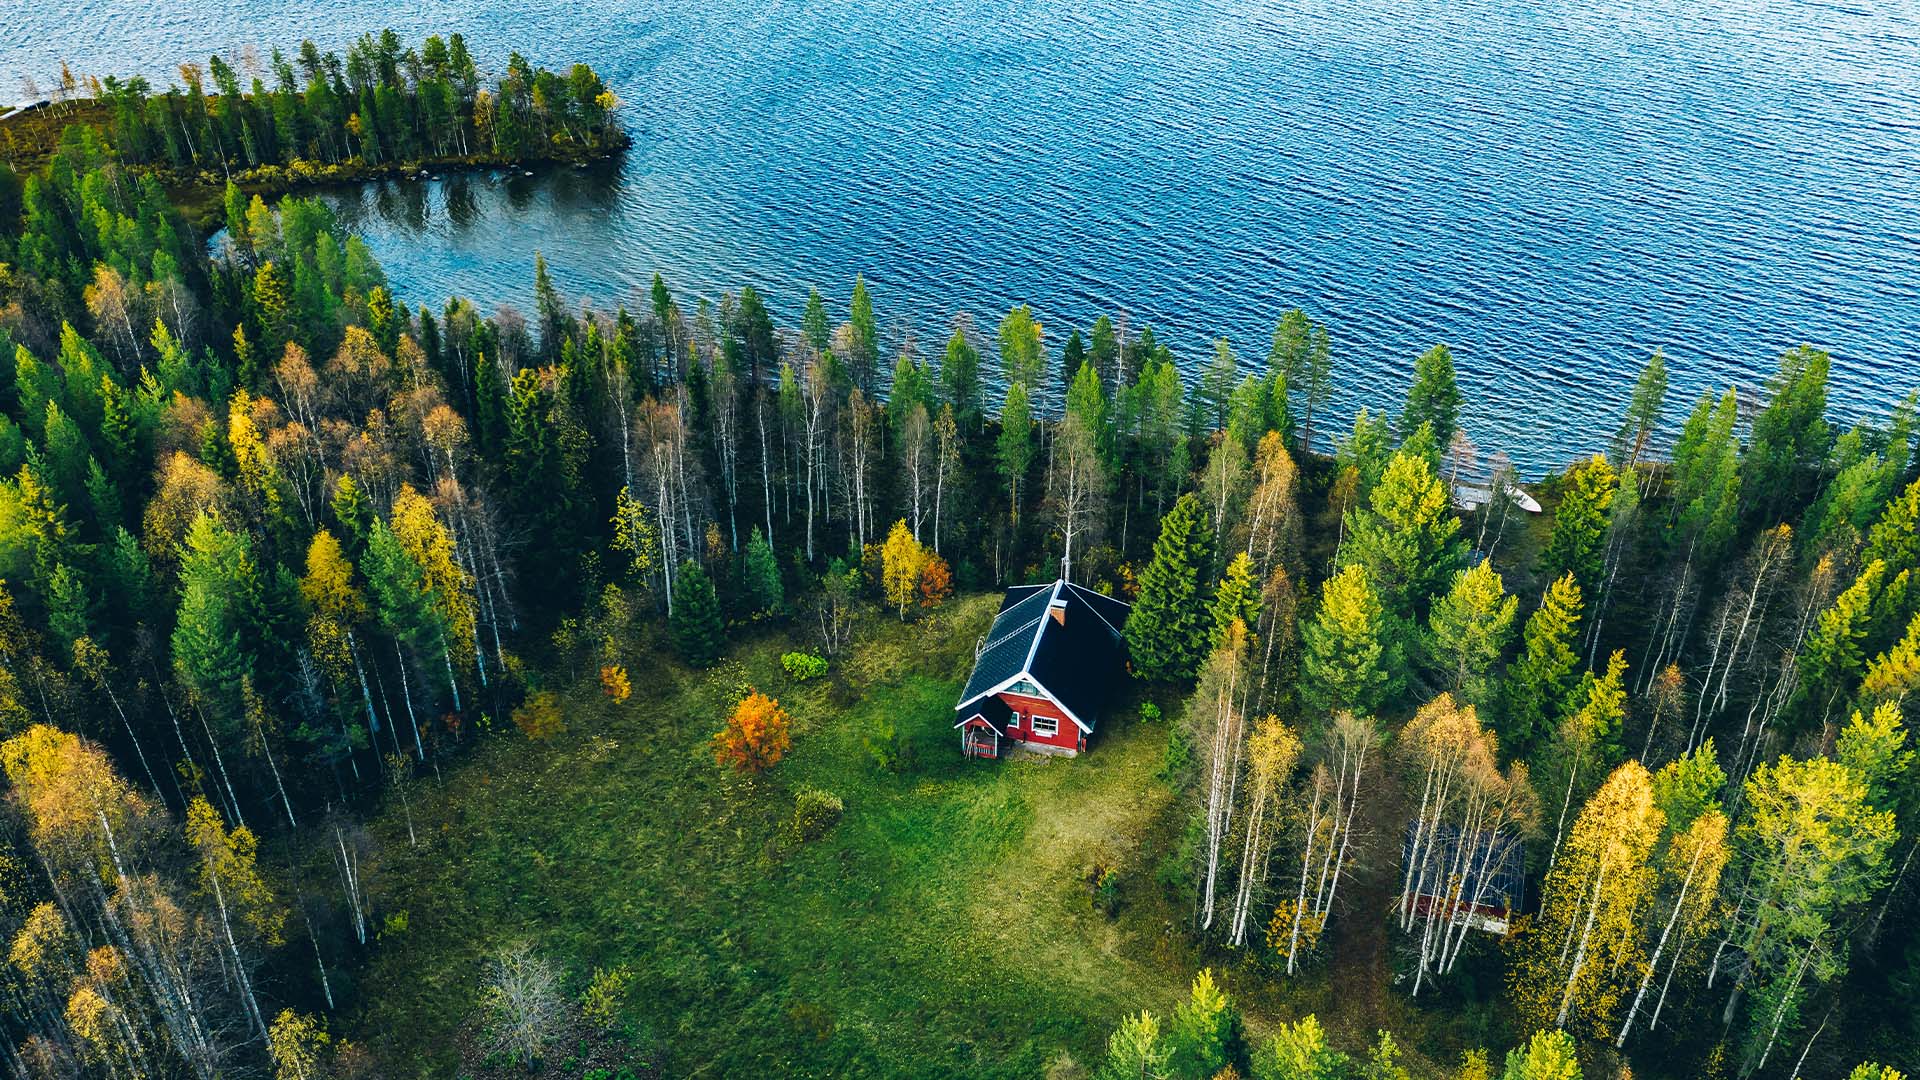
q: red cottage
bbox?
[953,580,1131,758]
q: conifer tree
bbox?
[1427,561,1518,709]
[1126,494,1216,681]
[740,527,783,617]
[1402,343,1462,449]
[670,560,725,667]
[1540,454,1617,600]
[997,382,1035,526]
[1210,552,1261,648]
[1501,573,1584,757]
[1338,448,1463,630]
[1302,563,1400,717]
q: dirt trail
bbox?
[1325,760,1410,1033]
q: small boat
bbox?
[1453,483,1542,514]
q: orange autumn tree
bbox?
[918,554,953,609]
[714,691,793,773]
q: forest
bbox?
[0,29,1916,1080]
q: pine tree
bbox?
[1126,494,1217,681]
[670,561,725,667]
[1501,573,1584,757]
[1303,563,1400,717]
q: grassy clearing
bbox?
[342,593,1495,1077]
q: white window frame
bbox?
[1031,713,1059,737]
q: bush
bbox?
[792,787,844,841]
[1140,701,1163,724]
[781,651,828,681]
[1091,864,1121,916]
[513,690,566,741]
[579,965,635,1032]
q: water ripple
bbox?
[8,0,1920,472]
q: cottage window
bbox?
[1006,677,1041,697]
[1031,714,1059,737]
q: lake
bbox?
[9,0,1920,472]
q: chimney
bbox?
[1049,597,1068,626]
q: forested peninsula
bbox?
[0,29,1916,1080]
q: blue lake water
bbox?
[9,0,1920,473]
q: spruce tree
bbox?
[1126,494,1216,681]
[740,528,783,618]
[1501,573,1585,757]
[1338,448,1463,630]
[670,561,725,668]
[1401,343,1462,448]
[1209,551,1261,648]
[1539,454,1618,600]
[1302,562,1400,717]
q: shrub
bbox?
[1140,701,1163,724]
[1091,864,1121,916]
[579,965,635,1032]
[792,787,844,841]
[513,690,566,741]
[782,651,828,681]
[712,691,792,774]
[599,664,632,703]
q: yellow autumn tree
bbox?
[1511,761,1662,1036]
[881,519,929,619]
[300,529,366,686]
[391,484,478,668]
[228,387,283,521]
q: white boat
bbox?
[1453,483,1541,514]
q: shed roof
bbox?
[1400,823,1527,912]
[955,580,1130,732]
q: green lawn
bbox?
[340,594,1487,1077]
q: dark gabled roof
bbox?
[955,580,1131,731]
[1400,823,1527,911]
[953,696,1012,733]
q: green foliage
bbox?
[1402,343,1462,449]
[1252,1015,1347,1080]
[740,527,784,617]
[1498,1030,1580,1080]
[669,562,725,668]
[1338,448,1463,629]
[781,651,828,682]
[1126,494,1217,681]
[1165,969,1243,1079]
[1539,454,1617,599]
[792,787,845,841]
[1303,563,1401,717]
[1501,573,1584,757]
[1426,561,1518,709]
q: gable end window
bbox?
[1031,714,1059,737]
[1006,677,1042,697]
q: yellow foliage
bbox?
[600,664,632,704]
[513,690,567,741]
